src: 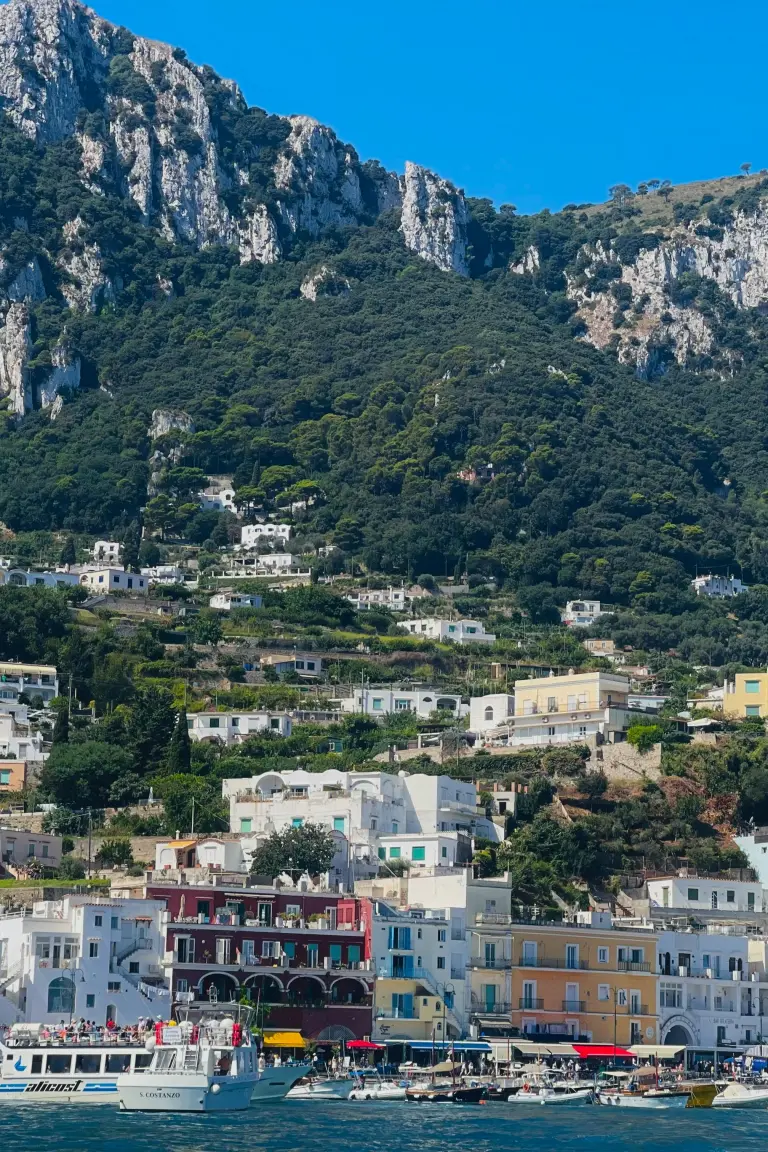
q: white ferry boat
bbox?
[118,1011,258,1113]
[0,1024,152,1104]
[0,1017,305,1106]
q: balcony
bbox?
[618,960,651,972]
[470,997,512,1016]
[519,957,588,970]
[469,959,512,971]
[562,1000,586,1013]
[519,998,544,1010]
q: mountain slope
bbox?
[1,0,768,635]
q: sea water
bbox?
[1,1099,766,1152]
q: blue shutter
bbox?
[401,926,411,950]
[403,994,413,1018]
[403,955,414,978]
[388,926,394,948]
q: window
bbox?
[388,926,411,949]
[209,718,220,729]
[47,977,75,1015]
[46,1054,73,1074]
[412,846,426,862]
[261,940,279,959]
[521,980,537,1010]
[687,888,699,901]
[746,706,761,717]
[94,915,102,927]
[292,818,303,828]
[372,698,383,711]
[392,822,399,834]
[660,982,682,1008]
[746,680,761,694]
[578,725,587,738]
[522,941,537,965]
[727,890,735,904]
[547,726,556,736]
[329,944,342,964]
[107,981,121,992]
[749,893,756,911]
[333,817,345,832]
[378,847,386,860]
[483,984,497,1010]
[702,954,711,970]
[565,944,578,969]
[437,956,445,969]
[485,942,496,968]
[441,846,448,859]
[129,962,139,974]
[712,892,718,909]
[484,707,494,721]
[348,945,361,964]
[598,984,610,1001]
[86,994,95,1008]
[215,938,231,965]
[0,770,9,786]
[448,625,456,633]
[307,944,319,966]
[240,818,252,833]
[389,847,401,859]
[617,989,627,1007]
[89,942,99,958]
[438,929,446,942]
[35,938,51,960]
[395,699,411,711]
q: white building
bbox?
[0,569,79,590]
[508,670,634,749]
[80,569,148,595]
[92,541,121,563]
[347,587,408,612]
[154,836,248,875]
[692,574,748,599]
[224,769,498,888]
[260,653,323,678]
[398,618,496,645]
[141,565,186,586]
[198,478,238,515]
[371,901,468,1040]
[241,524,292,548]
[0,661,59,705]
[648,876,762,915]
[734,832,768,886]
[187,711,292,746]
[0,705,46,773]
[469,694,515,735]
[657,927,768,1049]
[561,600,604,627]
[0,895,168,1028]
[209,591,263,611]
[339,686,467,720]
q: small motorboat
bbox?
[712,1082,768,1109]
[405,1081,484,1103]
[349,1077,407,1101]
[509,1083,593,1107]
[287,1075,354,1100]
[597,1085,689,1109]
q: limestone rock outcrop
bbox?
[300,266,351,301]
[0,303,33,416]
[149,408,195,440]
[399,162,469,276]
[39,341,81,410]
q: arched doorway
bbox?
[286,975,326,1007]
[106,1003,117,1026]
[47,976,74,1016]
[329,977,368,1005]
[664,1023,693,1046]
[198,972,239,1003]
[315,1024,356,1042]
[243,974,283,1003]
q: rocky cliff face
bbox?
[0,0,471,281]
[564,205,768,377]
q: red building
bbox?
[146,880,374,1044]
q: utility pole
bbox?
[86,809,92,879]
[191,796,196,836]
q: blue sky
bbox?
[89,0,767,215]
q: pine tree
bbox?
[52,706,69,745]
[166,708,191,774]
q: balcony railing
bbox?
[519,957,588,970]
[519,998,544,1010]
[618,960,651,972]
[562,1000,586,1013]
[470,998,512,1015]
[469,959,512,970]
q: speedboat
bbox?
[712,1082,768,1109]
[349,1077,407,1101]
[117,1011,258,1112]
[287,1075,354,1100]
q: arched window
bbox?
[484,707,494,721]
[47,976,75,1015]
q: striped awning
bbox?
[262,1030,305,1047]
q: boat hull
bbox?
[349,1084,407,1101]
[541,1089,594,1107]
[597,1091,688,1109]
[251,1066,307,1102]
[287,1079,354,1100]
[118,1072,257,1113]
[712,1088,768,1109]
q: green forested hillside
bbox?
[1,110,768,638]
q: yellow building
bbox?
[372,976,459,1041]
[505,915,658,1046]
[510,670,632,749]
[724,673,768,719]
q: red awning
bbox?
[573,1044,635,1059]
[347,1040,385,1050]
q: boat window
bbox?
[155,1049,177,1071]
[133,1053,153,1073]
[75,1053,103,1074]
[45,1054,73,1074]
[106,1053,132,1073]
[31,1055,42,1074]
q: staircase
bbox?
[0,963,22,994]
[183,1048,198,1071]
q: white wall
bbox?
[649,877,762,913]
[469,694,514,734]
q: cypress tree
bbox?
[52,706,69,745]
[166,708,191,773]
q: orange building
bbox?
[508,913,658,1046]
[0,760,26,792]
